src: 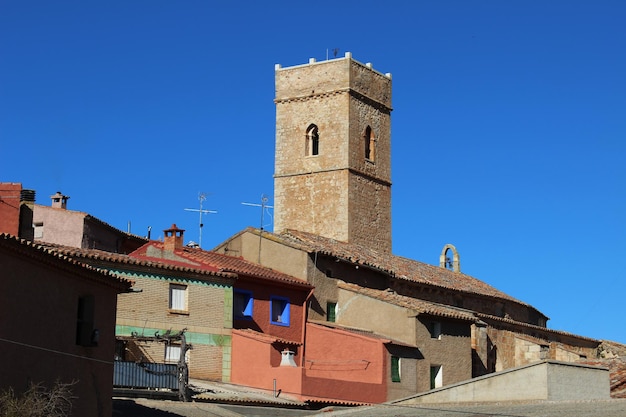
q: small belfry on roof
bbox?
[440,244,461,272]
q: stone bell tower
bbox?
[273,52,393,253]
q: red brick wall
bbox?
[0,183,22,236]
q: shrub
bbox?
[0,380,75,417]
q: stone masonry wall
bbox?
[274,55,392,253]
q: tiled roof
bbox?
[338,282,478,322]
[232,328,301,346]
[37,242,237,282]
[475,312,600,343]
[0,233,132,291]
[135,242,312,289]
[282,229,531,307]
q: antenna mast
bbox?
[184,192,217,248]
[242,194,274,263]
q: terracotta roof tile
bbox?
[338,282,478,322]
[475,312,599,342]
[134,242,312,289]
[282,229,530,307]
[232,328,301,345]
[37,242,237,282]
[1,233,132,291]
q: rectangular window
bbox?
[76,295,95,347]
[391,356,401,382]
[165,344,181,363]
[430,365,443,389]
[34,222,43,239]
[270,296,290,326]
[429,321,442,339]
[169,284,187,312]
[234,290,253,320]
[326,302,337,322]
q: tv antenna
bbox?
[242,194,274,264]
[242,194,273,231]
[184,192,217,248]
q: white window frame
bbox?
[169,284,187,312]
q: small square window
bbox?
[234,290,253,320]
[165,344,181,363]
[34,222,44,239]
[270,296,290,326]
[169,284,187,312]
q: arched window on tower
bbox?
[306,124,319,156]
[364,126,375,161]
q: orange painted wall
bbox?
[301,323,388,403]
[231,331,303,397]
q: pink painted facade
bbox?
[231,320,418,404]
[231,329,303,396]
[302,322,390,403]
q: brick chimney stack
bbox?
[163,224,184,251]
[50,191,69,209]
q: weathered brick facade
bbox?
[114,269,233,381]
[274,53,393,253]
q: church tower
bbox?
[273,53,393,253]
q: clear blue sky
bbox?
[1,1,624,344]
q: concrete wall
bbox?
[395,361,610,404]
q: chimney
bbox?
[19,189,36,240]
[50,191,69,209]
[163,224,184,251]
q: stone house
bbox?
[0,233,131,417]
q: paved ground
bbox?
[113,379,626,417]
[113,398,626,417]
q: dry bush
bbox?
[0,380,76,417]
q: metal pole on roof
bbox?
[184,192,217,248]
[242,194,273,264]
